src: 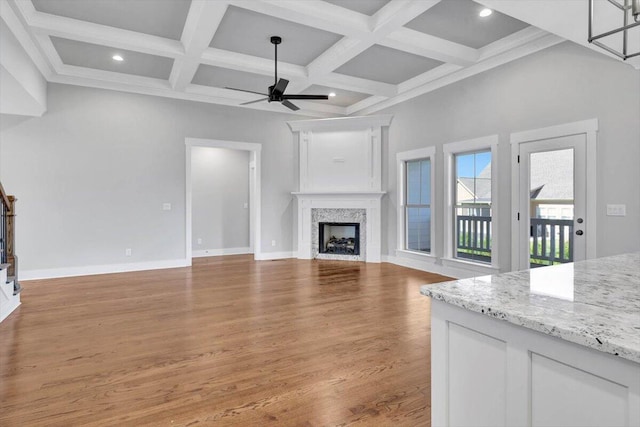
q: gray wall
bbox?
[0,83,302,271]
[380,41,640,270]
[1,41,638,275]
[191,146,250,251]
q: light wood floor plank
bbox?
[0,255,450,426]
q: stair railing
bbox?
[0,181,18,293]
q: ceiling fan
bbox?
[225,36,329,111]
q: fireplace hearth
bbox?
[319,222,360,256]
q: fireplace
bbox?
[319,222,360,255]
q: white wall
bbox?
[381,41,640,271]
[0,83,303,275]
[191,146,250,253]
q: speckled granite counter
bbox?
[421,253,640,363]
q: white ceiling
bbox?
[2,0,634,118]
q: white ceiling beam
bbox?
[32,31,63,71]
[200,47,396,97]
[0,0,53,78]
[381,28,479,66]
[47,70,338,118]
[22,9,184,58]
[397,63,462,93]
[228,0,370,37]
[315,72,397,98]
[57,63,173,89]
[170,0,228,90]
[201,47,307,80]
[307,0,440,79]
[345,96,389,116]
[370,0,439,32]
[352,33,564,116]
[477,26,551,61]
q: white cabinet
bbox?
[431,300,640,427]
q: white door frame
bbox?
[510,119,598,271]
[185,138,262,264]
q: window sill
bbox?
[396,249,437,263]
[441,257,499,275]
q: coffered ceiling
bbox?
[2,0,571,117]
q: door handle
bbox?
[576,230,584,236]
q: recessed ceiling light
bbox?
[112,55,124,62]
[479,8,492,17]
[329,92,336,97]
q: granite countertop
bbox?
[420,253,640,363]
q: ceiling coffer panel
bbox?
[192,65,274,93]
[322,0,391,16]
[51,37,174,80]
[406,0,529,49]
[336,44,444,84]
[32,0,192,40]
[210,6,343,66]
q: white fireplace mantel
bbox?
[288,115,392,263]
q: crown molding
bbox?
[287,114,393,132]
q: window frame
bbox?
[396,146,436,260]
[443,135,500,273]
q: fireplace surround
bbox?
[288,115,392,263]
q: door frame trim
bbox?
[510,119,598,271]
[185,138,262,264]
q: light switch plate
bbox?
[606,204,626,216]
[162,203,171,211]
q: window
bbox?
[406,158,431,253]
[443,135,499,271]
[454,151,492,263]
[397,147,435,258]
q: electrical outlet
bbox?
[125,248,132,256]
[271,240,276,247]
[162,203,171,211]
[197,238,202,245]
[243,202,249,209]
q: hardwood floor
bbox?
[0,256,451,426]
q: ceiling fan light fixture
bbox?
[112,54,124,62]
[226,36,330,111]
[479,8,492,18]
[329,92,336,97]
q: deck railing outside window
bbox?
[455,215,574,267]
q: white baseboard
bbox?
[254,251,295,261]
[192,247,252,258]
[21,258,190,281]
[382,254,478,279]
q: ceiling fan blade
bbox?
[241,98,268,105]
[281,100,300,111]
[225,87,268,96]
[282,94,330,100]
[272,78,289,96]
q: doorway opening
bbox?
[510,119,597,271]
[185,138,262,263]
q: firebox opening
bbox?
[319,222,360,255]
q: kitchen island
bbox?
[421,253,640,427]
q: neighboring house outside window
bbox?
[443,135,499,274]
[454,150,492,264]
